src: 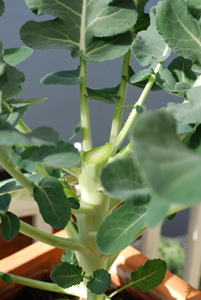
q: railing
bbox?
[141,204,201,289]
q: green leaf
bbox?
[156,0,201,70]
[69,121,82,140]
[166,86,201,124]
[175,82,192,97]
[61,250,77,264]
[96,201,147,255]
[0,194,11,213]
[0,64,25,99]
[41,66,83,86]
[0,0,4,17]
[188,0,201,21]
[3,47,33,67]
[130,68,153,84]
[7,97,47,107]
[145,192,169,228]
[69,197,80,210]
[133,110,201,207]
[188,124,201,155]
[1,212,20,241]
[0,42,4,62]
[20,0,137,62]
[9,147,36,172]
[7,106,28,127]
[87,269,111,295]
[0,120,59,146]
[153,63,177,93]
[168,57,196,87]
[101,158,149,203]
[115,105,134,110]
[0,173,41,194]
[86,86,119,104]
[166,213,176,221]
[33,177,71,229]
[127,66,161,91]
[133,0,150,33]
[132,6,171,67]
[21,141,81,169]
[131,259,166,292]
[50,262,83,288]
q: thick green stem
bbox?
[80,57,92,151]
[110,50,131,143]
[0,150,35,193]
[0,272,87,297]
[111,75,155,156]
[111,46,170,156]
[19,220,88,252]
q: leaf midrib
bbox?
[171,1,201,48]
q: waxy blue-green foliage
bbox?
[0,0,201,297]
[20,0,138,62]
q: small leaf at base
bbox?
[87,269,111,295]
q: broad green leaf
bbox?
[175,82,192,97]
[61,250,78,265]
[96,201,147,255]
[0,193,11,213]
[69,197,80,209]
[101,158,149,203]
[33,177,71,229]
[7,97,47,107]
[127,66,161,91]
[0,64,25,99]
[41,67,83,86]
[86,86,119,104]
[166,86,201,124]
[133,110,201,207]
[7,106,28,127]
[0,120,59,146]
[168,57,196,87]
[1,212,20,241]
[156,0,201,69]
[87,269,111,295]
[132,7,171,67]
[0,273,12,284]
[3,47,33,67]
[51,262,83,288]
[0,173,41,194]
[154,63,177,93]
[130,68,153,84]
[9,146,36,172]
[21,141,81,168]
[188,124,201,155]
[144,192,170,228]
[131,259,166,292]
[188,0,201,21]
[0,0,4,17]
[69,121,82,140]
[20,0,137,62]
[133,0,150,33]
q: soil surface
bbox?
[13,282,137,300]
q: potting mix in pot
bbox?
[0,0,201,299]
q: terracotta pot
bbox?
[0,230,201,300]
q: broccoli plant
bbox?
[0,0,201,299]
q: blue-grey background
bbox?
[0,0,189,237]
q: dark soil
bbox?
[13,282,137,300]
